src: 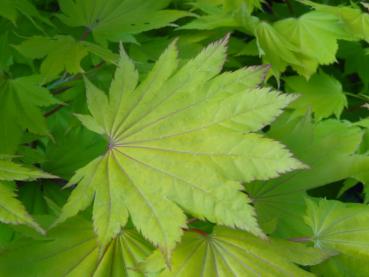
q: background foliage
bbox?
[1,0,369,275]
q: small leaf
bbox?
[57,0,190,43]
[0,75,59,151]
[285,72,347,120]
[305,198,369,256]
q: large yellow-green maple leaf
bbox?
[55,37,304,254]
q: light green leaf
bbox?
[305,198,369,256]
[0,217,153,277]
[285,72,347,120]
[157,227,313,276]
[0,182,44,234]
[254,21,303,78]
[301,0,369,42]
[57,38,303,252]
[0,159,55,181]
[275,11,348,67]
[0,159,54,232]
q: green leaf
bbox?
[57,0,190,43]
[312,252,369,277]
[0,75,59,153]
[254,21,303,78]
[0,32,13,71]
[338,41,369,88]
[284,72,347,120]
[0,0,48,25]
[0,182,44,234]
[15,36,119,82]
[274,11,348,69]
[0,159,54,232]
[0,217,153,276]
[0,159,54,181]
[156,227,313,276]
[57,38,304,252]
[15,36,88,82]
[301,0,369,42]
[246,116,365,237]
[43,126,106,179]
[179,3,238,30]
[305,198,369,256]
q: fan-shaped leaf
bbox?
[56,38,303,253]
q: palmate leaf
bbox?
[255,12,348,79]
[15,36,119,82]
[254,21,302,78]
[0,0,50,26]
[0,159,54,232]
[284,72,347,120]
[0,217,153,277]
[57,0,190,43]
[0,160,54,181]
[144,227,329,276]
[0,75,60,154]
[304,198,369,256]
[246,116,366,237]
[301,0,369,43]
[56,38,304,253]
[274,11,348,67]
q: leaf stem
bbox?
[184,228,209,237]
[287,237,311,243]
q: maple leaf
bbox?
[246,115,367,237]
[301,0,369,42]
[15,35,118,82]
[0,159,55,232]
[0,217,153,276]
[0,75,60,154]
[254,21,303,79]
[305,198,369,257]
[285,72,347,120]
[142,227,328,276]
[274,11,349,69]
[55,38,304,254]
[57,0,190,44]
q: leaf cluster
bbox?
[1,0,369,276]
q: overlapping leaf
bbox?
[305,198,369,256]
[0,217,153,277]
[57,0,190,43]
[148,227,326,276]
[15,36,118,82]
[0,75,59,154]
[285,72,347,120]
[301,0,369,42]
[56,38,304,253]
[246,116,367,236]
[0,159,54,232]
